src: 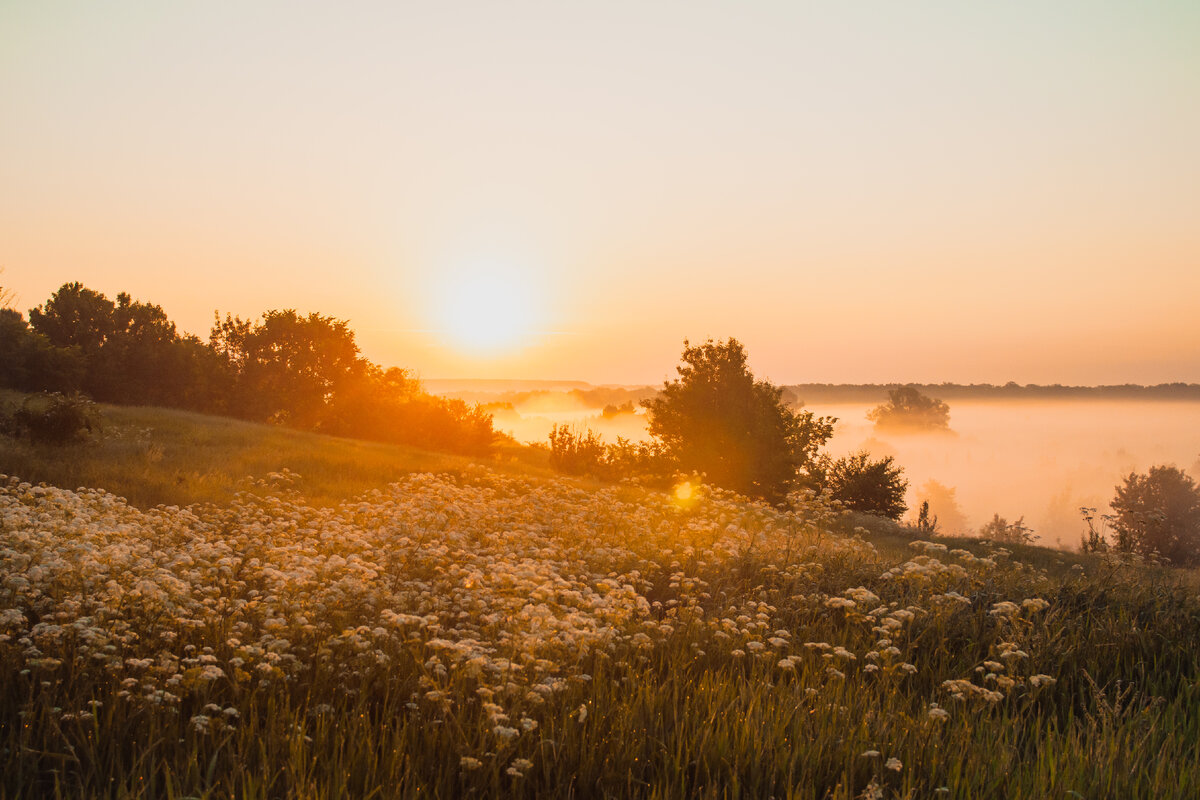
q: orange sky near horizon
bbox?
[2,1,1198,386]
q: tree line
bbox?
[0,283,496,455]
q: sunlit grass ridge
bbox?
[1,467,1199,798]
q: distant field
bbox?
[0,394,551,508]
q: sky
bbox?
[2,0,1199,386]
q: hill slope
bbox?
[0,395,550,508]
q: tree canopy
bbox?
[4,282,498,456]
[867,386,951,431]
[642,338,834,503]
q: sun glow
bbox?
[433,263,541,354]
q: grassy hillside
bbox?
[1,400,1199,798]
[0,393,551,508]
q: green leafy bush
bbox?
[5,392,101,445]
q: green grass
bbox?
[0,393,552,508]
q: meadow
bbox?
[2,404,1199,798]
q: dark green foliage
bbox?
[1110,465,1200,565]
[4,392,100,445]
[808,451,908,520]
[24,283,223,408]
[867,386,951,431]
[643,339,834,503]
[0,309,85,392]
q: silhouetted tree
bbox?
[28,282,115,355]
[808,451,908,519]
[643,338,834,503]
[25,283,223,408]
[868,386,951,431]
[1110,465,1200,565]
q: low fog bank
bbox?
[433,385,1199,551]
[434,384,657,445]
[814,400,1200,549]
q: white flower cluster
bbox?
[0,469,1060,773]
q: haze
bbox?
[460,387,1200,548]
[4,1,1200,384]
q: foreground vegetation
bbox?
[2,420,1199,797]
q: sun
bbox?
[433,262,541,354]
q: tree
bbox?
[27,283,220,407]
[28,282,116,354]
[809,451,908,519]
[867,386,951,431]
[1110,465,1200,565]
[642,338,834,503]
[0,308,85,393]
[211,309,367,428]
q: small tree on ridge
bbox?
[643,338,834,503]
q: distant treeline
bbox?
[0,283,496,454]
[785,382,1200,405]
[438,381,1200,411]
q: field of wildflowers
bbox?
[2,466,1199,798]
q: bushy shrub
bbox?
[805,451,908,520]
[5,392,101,445]
[548,424,607,475]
